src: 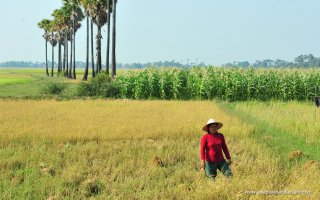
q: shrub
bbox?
[41,79,68,95]
[77,73,119,98]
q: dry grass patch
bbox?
[0,99,319,199]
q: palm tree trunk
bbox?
[63,41,66,73]
[51,32,54,77]
[91,20,95,77]
[45,36,49,76]
[112,0,117,78]
[96,25,102,74]
[73,21,76,79]
[83,16,89,81]
[58,41,61,75]
[65,35,69,77]
[106,0,111,75]
[69,38,73,78]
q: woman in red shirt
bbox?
[200,119,233,179]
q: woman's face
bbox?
[208,123,218,134]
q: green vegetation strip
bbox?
[0,78,33,85]
[217,101,320,167]
[113,67,320,101]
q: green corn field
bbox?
[113,67,320,101]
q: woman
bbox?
[200,119,233,179]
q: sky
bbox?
[1,0,320,66]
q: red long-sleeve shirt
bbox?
[200,133,231,162]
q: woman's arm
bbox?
[221,134,231,161]
[200,135,207,170]
[200,160,205,171]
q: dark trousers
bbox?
[205,160,233,179]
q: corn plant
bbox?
[112,67,320,102]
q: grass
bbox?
[0,68,319,199]
[217,101,320,168]
[224,101,320,144]
[0,99,319,199]
[0,76,34,85]
[0,68,80,97]
[0,68,128,97]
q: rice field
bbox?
[0,75,33,85]
[0,99,319,199]
[0,68,77,97]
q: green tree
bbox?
[80,0,92,80]
[48,21,58,76]
[81,0,96,78]
[52,8,67,76]
[53,4,73,77]
[90,0,108,74]
[37,19,51,76]
[62,0,84,79]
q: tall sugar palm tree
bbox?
[90,8,95,77]
[80,0,91,80]
[64,28,70,77]
[53,4,72,77]
[37,19,51,76]
[63,0,84,79]
[68,26,73,78]
[105,0,111,75]
[90,0,108,75]
[52,9,66,76]
[111,0,117,78]
[62,32,66,73]
[82,0,96,78]
[48,21,58,76]
[80,0,95,81]
[57,32,63,75]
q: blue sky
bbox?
[0,0,320,65]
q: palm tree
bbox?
[64,28,70,77]
[48,21,58,76]
[37,19,51,76]
[105,0,111,75]
[84,15,90,80]
[105,0,117,76]
[52,5,72,77]
[57,33,62,75]
[62,0,84,79]
[111,0,117,78]
[80,0,91,80]
[90,0,108,75]
[73,1,84,79]
[91,9,95,77]
[69,26,73,78]
[52,9,66,76]
[61,0,73,78]
[62,32,66,73]
[82,0,96,78]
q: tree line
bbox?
[223,54,320,68]
[4,55,320,70]
[0,60,186,69]
[37,0,117,80]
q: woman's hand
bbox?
[200,160,205,172]
[226,159,232,165]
